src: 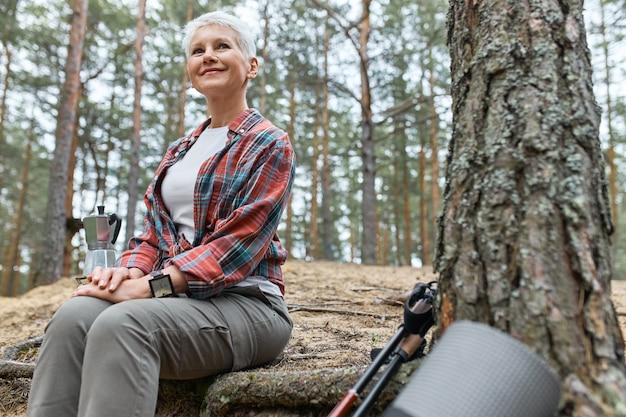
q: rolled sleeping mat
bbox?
[382,320,562,417]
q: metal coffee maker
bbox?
[83,205,122,275]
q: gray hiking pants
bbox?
[26,285,292,417]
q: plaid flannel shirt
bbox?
[119,109,295,298]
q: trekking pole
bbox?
[327,282,437,417]
[352,332,426,417]
[327,326,407,417]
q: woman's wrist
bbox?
[161,265,189,294]
[129,267,146,279]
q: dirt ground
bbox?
[1,260,626,416]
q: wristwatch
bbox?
[149,270,174,298]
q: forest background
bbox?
[0,0,625,296]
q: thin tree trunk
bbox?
[0,46,10,195]
[62,105,81,279]
[400,125,413,266]
[32,0,89,286]
[428,63,440,265]
[0,120,33,296]
[285,76,296,254]
[0,0,19,195]
[259,1,269,115]
[379,226,391,265]
[439,0,626,413]
[418,139,429,266]
[321,6,333,261]
[392,149,402,265]
[125,0,146,243]
[0,45,12,271]
[359,0,376,264]
[599,2,617,233]
[177,1,193,139]
[309,83,321,260]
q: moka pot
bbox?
[83,205,122,275]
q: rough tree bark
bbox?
[437,0,626,415]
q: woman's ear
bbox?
[247,57,259,79]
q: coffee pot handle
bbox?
[108,213,122,245]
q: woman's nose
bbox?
[202,48,217,61]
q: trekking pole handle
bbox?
[403,282,437,336]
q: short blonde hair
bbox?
[182,11,256,60]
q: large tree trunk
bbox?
[33,0,88,286]
[437,0,626,414]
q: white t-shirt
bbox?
[161,126,228,241]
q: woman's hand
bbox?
[73,273,151,303]
[88,266,143,292]
[73,265,189,303]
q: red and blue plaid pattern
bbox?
[119,109,295,298]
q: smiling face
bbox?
[187,24,258,102]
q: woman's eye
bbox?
[191,48,203,55]
[217,43,230,50]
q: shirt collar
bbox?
[189,109,263,142]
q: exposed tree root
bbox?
[1,337,421,416]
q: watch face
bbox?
[150,274,174,298]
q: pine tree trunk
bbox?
[400,123,413,266]
[358,0,377,265]
[176,0,192,139]
[321,6,333,261]
[428,63,440,266]
[309,83,321,260]
[418,142,429,266]
[33,0,88,286]
[598,3,617,234]
[0,121,33,296]
[125,0,146,244]
[392,147,402,265]
[62,108,81,279]
[438,0,626,413]
[285,76,296,254]
[0,0,19,195]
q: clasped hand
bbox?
[73,266,151,303]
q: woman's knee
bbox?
[86,301,154,348]
[45,296,111,336]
